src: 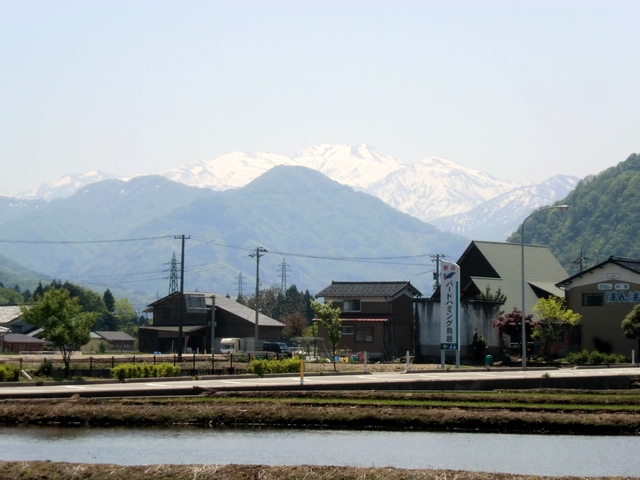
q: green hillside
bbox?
[508,153,640,271]
[0,167,468,302]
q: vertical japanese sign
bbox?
[440,260,460,351]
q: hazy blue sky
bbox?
[1,0,638,196]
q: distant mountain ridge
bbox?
[0,167,468,300]
[17,144,578,241]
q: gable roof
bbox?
[316,281,422,299]
[435,241,568,313]
[2,333,45,344]
[147,292,285,328]
[0,306,22,325]
[95,331,136,342]
[557,255,640,287]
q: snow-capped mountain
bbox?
[431,175,579,240]
[365,157,527,222]
[20,170,119,200]
[292,144,403,190]
[163,151,295,190]
[15,145,578,241]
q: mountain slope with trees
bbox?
[508,153,640,271]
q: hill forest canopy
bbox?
[508,153,640,272]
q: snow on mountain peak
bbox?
[14,144,577,242]
[292,144,404,189]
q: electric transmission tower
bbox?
[235,271,246,299]
[277,258,290,292]
[165,252,179,295]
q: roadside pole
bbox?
[300,358,304,386]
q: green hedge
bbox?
[111,362,181,381]
[247,358,301,376]
[566,350,630,365]
[0,364,20,382]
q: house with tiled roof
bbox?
[416,241,570,360]
[0,305,37,335]
[0,333,46,353]
[556,256,640,354]
[139,292,285,354]
[315,281,422,360]
[82,331,137,352]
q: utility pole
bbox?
[572,248,589,272]
[430,254,446,291]
[210,295,216,354]
[277,258,290,292]
[250,246,267,349]
[175,234,190,361]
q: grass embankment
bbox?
[1,390,639,435]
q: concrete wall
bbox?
[415,299,503,361]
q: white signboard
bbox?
[440,261,460,351]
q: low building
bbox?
[83,331,136,352]
[139,292,285,354]
[557,256,640,355]
[315,281,422,361]
[0,333,46,353]
[416,241,571,360]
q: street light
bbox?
[520,204,569,370]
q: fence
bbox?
[0,352,349,379]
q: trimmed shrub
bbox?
[247,358,300,376]
[566,349,630,365]
[111,362,180,380]
[0,364,20,382]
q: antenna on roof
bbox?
[572,248,589,272]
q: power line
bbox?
[0,235,174,244]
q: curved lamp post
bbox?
[521,204,569,370]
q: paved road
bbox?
[0,366,638,399]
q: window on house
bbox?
[343,299,361,312]
[582,293,603,306]
[185,294,207,312]
[162,307,171,318]
[341,326,354,335]
[355,328,373,342]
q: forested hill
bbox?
[508,153,640,271]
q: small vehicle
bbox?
[220,338,243,354]
[262,341,292,357]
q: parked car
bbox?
[262,342,292,357]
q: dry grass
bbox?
[1,390,639,435]
[0,462,637,480]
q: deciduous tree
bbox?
[311,300,342,371]
[532,296,581,360]
[491,307,536,354]
[21,288,98,378]
[621,304,640,354]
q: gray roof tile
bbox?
[316,281,421,299]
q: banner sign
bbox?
[440,261,460,351]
